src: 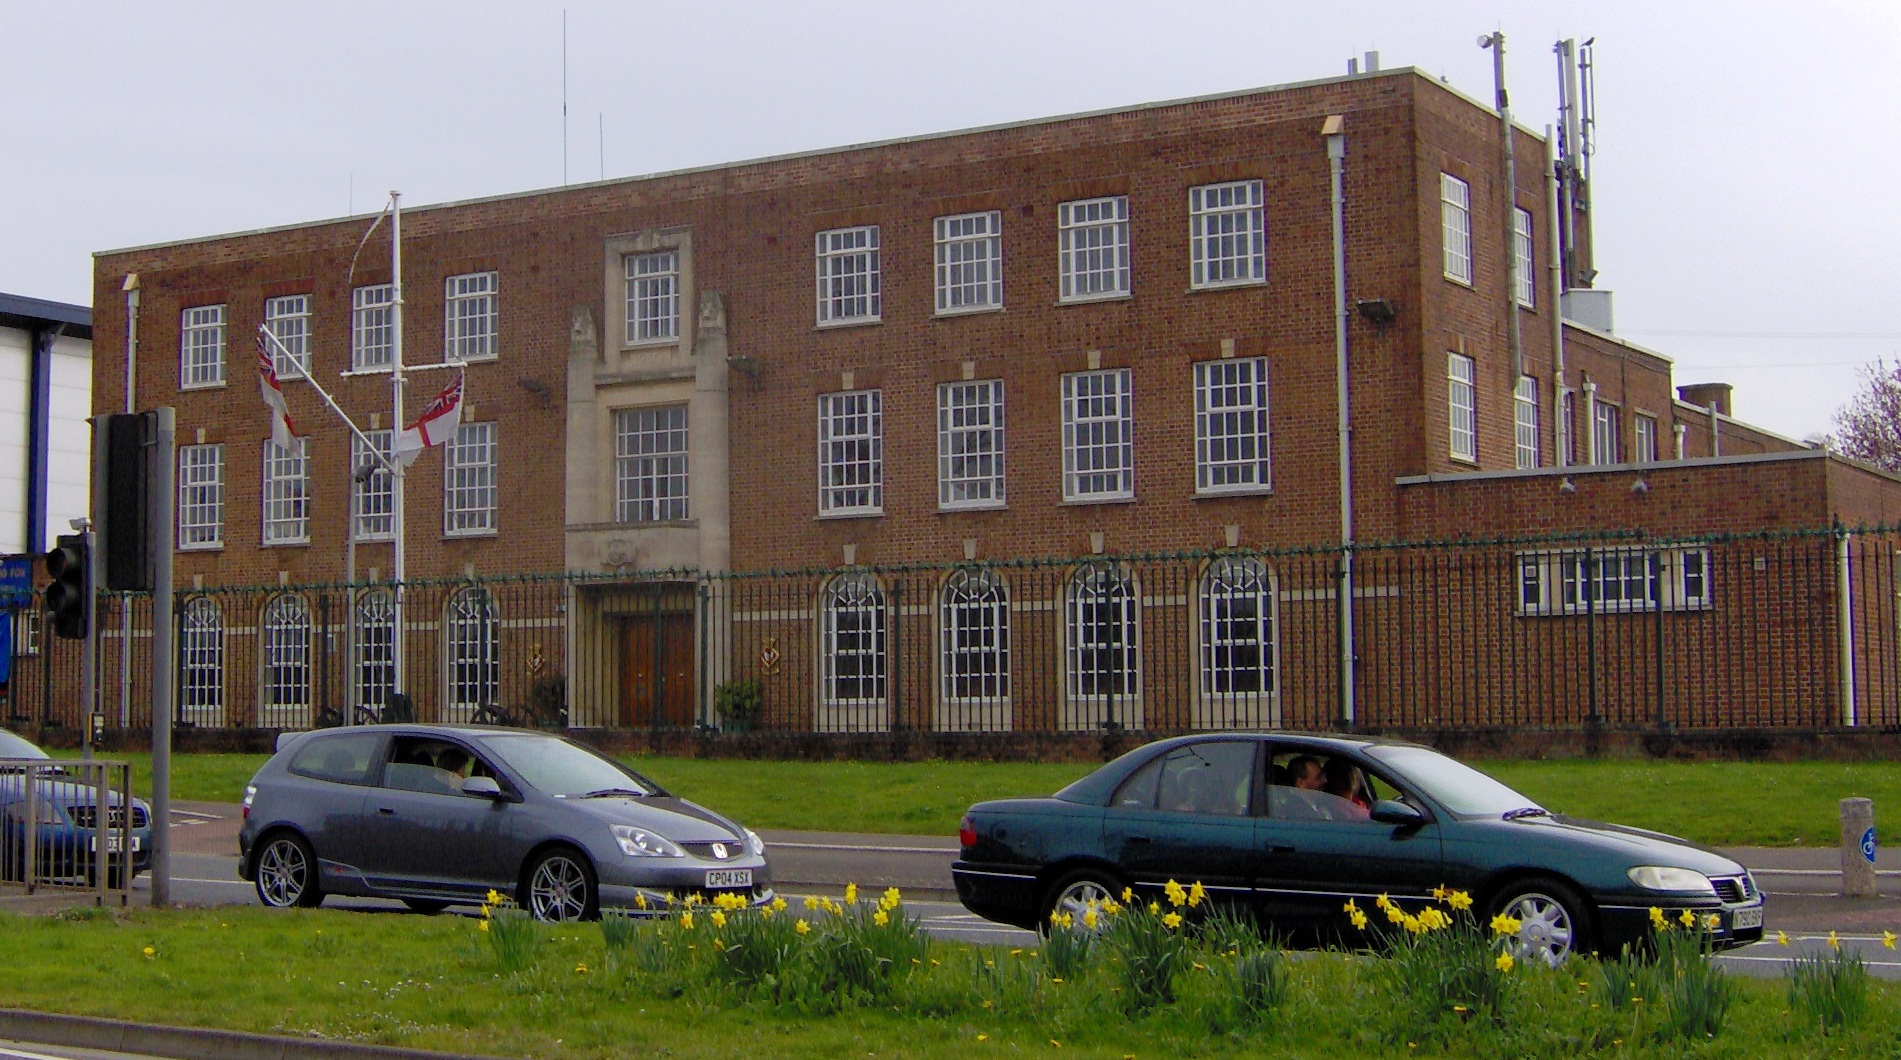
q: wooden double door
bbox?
[619,590,696,728]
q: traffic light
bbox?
[44,534,88,641]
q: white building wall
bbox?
[0,327,32,556]
[0,324,93,555]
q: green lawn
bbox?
[0,905,1894,1059]
[52,748,1901,848]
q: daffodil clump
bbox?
[1098,878,1205,1010]
[477,889,538,972]
[1348,886,1518,1044]
[1781,926,1894,1034]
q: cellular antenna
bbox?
[562,10,569,186]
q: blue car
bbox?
[0,729,152,887]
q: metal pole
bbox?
[390,192,408,703]
[1326,115,1355,728]
[149,406,176,907]
[1483,33,1525,381]
[1838,528,1857,727]
[83,417,106,757]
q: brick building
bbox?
[78,66,1901,735]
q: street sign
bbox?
[0,555,30,610]
[1862,826,1878,863]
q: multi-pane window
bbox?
[818,390,883,515]
[445,587,500,720]
[1189,180,1266,288]
[1194,358,1271,493]
[178,444,224,549]
[351,284,395,371]
[934,212,1002,313]
[1515,376,1540,470]
[937,380,1005,509]
[815,226,881,325]
[1448,353,1477,462]
[353,589,395,718]
[180,305,226,388]
[615,405,689,523]
[180,597,224,726]
[1067,565,1140,701]
[1518,547,1715,615]
[444,271,498,361]
[351,430,394,542]
[1594,401,1621,465]
[821,572,886,704]
[1635,414,1659,463]
[1441,174,1472,284]
[625,251,679,342]
[264,294,311,378]
[1561,390,1579,465]
[1513,207,1536,307]
[1200,557,1275,697]
[260,593,312,725]
[1062,368,1134,500]
[941,569,1009,705]
[260,437,309,546]
[1058,195,1131,301]
[444,422,498,535]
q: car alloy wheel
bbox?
[1044,870,1121,934]
[526,849,596,922]
[255,834,321,908]
[1497,888,1580,966]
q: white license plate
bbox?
[1731,904,1763,931]
[89,835,141,853]
[705,869,752,889]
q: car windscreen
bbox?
[1361,745,1542,818]
[0,730,48,760]
[478,734,666,799]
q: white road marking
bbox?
[1750,867,1901,877]
[768,842,956,854]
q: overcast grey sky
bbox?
[4,1,1897,441]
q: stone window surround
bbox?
[602,227,695,357]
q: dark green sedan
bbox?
[953,733,1764,963]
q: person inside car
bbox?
[1286,756,1325,791]
[1322,758,1372,819]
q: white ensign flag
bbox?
[396,372,465,466]
[255,336,298,449]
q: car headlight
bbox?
[611,825,683,858]
[1628,866,1716,894]
[744,828,765,856]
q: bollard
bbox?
[1841,797,1877,898]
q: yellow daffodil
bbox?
[710,911,727,929]
[1343,899,1360,914]
[713,938,725,952]
[1884,931,1897,950]
[1148,901,1160,915]
[1703,914,1722,932]
[142,946,155,958]
[1084,908,1099,930]
[487,889,505,905]
[1490,913,1521,936]
[883,886,902,907]
[803,895,818,910]
[1431,885,1448,901]
[873,910,890,927]
[1495,952,1514,972]
[634,894,649,910]
[685,893,703,907]
[574,963,588,974]
[845,883,858,905]
[478,920,489,933]
[1827,931,1841,950]
[1164,879,1187,908]
[770,896,787,913]
[1349,909,1369,930]
[1446,890,1473,911]
[480,904,491,919]
[1677,909,1696,928]
[977,1034,988,1042]
[1648,907,1667,929]
[1188,881,1206,908]
[794,919,810,935]
[680,912,694,930]
[1375,893,1393,911]
[1121,887,1134,902]
[1775,930,1790,946]
[1386,904,1407,925]
[1161,912,1183,930]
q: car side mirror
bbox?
[460,776,506,800]
[1370,799,1426,827]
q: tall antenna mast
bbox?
[562,10,569,186]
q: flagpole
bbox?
[390,191,407,709]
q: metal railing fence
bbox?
[0,757,137,903]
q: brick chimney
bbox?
[1677,383,1732,417]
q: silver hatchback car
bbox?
[239,725,772,921]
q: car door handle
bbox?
[1265,844,1294,855]
[377,807,396,816]
[1126,835,1150,844]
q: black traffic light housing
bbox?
[44,534,88,640]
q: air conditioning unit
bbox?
[1561,289,1615,334]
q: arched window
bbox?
[354,589,395,717]
[1200,557,1276,698]
[941,569,1009,705]
[445,586,500,721]
[1066,564,1139,701]
[260,593,312,726]
[180,596,224,727]
[821,571,886,705]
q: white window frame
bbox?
[940,569,1010,707]
[815,226,881,326]
[178,444,224,550]
[821,571,887,707]
[1594,401,1622,465]
[351,430,394,542]
[1635,414,1659,464]
[625,250,680,343]
[353,588,396,717]
[1189,180,1266,289]
[260,437,309,546]
[1058,195,1131,302]
[934,212,1002,314]
[264,294,311,378]
[937,380,1005,510]
[1441,174,1472,285]
[1514,376,1540,470]
[180,305,226,389]
[1061,368,1134,501]
[1517,547,1715,616]
[1448,353,1477,462]
[347,284,394,372]
[615,405,690,523]
[817,389,883,516]
[1194,357,1271,494]
[1066,564,1140,703]
[1199,557,1276,701]
[259,593,312,727]
[180,596,225,727]
[444,587,499,722]
[444,422,498,536]
[1513,207,1536,307]
[444,271,499,362]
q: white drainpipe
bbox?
[120,274,140,727]
[1325,113,1355,727]
[1545,128,1565,467]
